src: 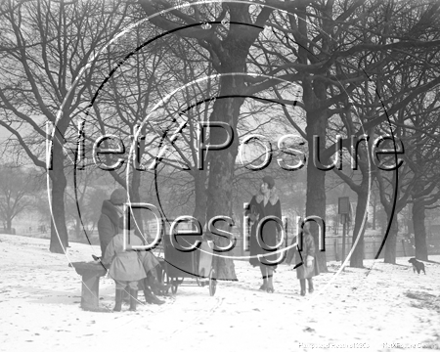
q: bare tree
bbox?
[403,92,440,261]
[0,0,131,252]
[0,163,38,232]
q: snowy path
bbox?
[1,234,439,352]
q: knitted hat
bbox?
[110,189,127,206]
[262,175,275,189]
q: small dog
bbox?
[408,258,426,275]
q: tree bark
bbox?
[206,74,244,281]
[412,199,428,260]
[192,171,207,228]
[49,142,69,253]
[350,187,367,268]
[349,132,372,268]
[305,109,328,272]
[384,213,398,264]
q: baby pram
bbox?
[161,231,217,296]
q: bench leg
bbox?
[80,273,100,310]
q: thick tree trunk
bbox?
[383,212,398,264]
[350,188,368,268]
[49,144,69,253]
[412,200,428,260]
[341,128,372,268]
[6,218,12,232]
[192,171,207,228]
[206,74,244,281]
[305,111,328,272]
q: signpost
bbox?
[338,197,350,263]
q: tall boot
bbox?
[122,287,130,304]
[114,289,123,312]
[300,279,306,296]
[129,289,138,311]
[307,278,314,294]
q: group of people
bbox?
[246,175,319,296]
[97,189,169,312]
[100,176,319,312]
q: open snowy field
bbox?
[1,234,439,352]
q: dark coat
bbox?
[247,193,282,267]
[97,200,120,256]
[294,230,320,279]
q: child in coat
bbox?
[102,216,147,312]
[294,222,319,296]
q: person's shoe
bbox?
[308,279,314,294]
[143,287,165,305]
[114,289,123,312]
[129,289,138,311]
[259,283,267,291]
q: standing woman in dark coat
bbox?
[294,222,320,295]
[246,176,282,293]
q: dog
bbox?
[408,258,426,275]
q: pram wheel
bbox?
[209,268,216,296]
[159,270,170,295]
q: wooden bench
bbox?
[70,257,166,311]
[69,262,107,311]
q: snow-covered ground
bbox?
[1,234,439,352]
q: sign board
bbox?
[338,197,350,214]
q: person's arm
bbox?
[102,238,116,268]
[97,215,115,254]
